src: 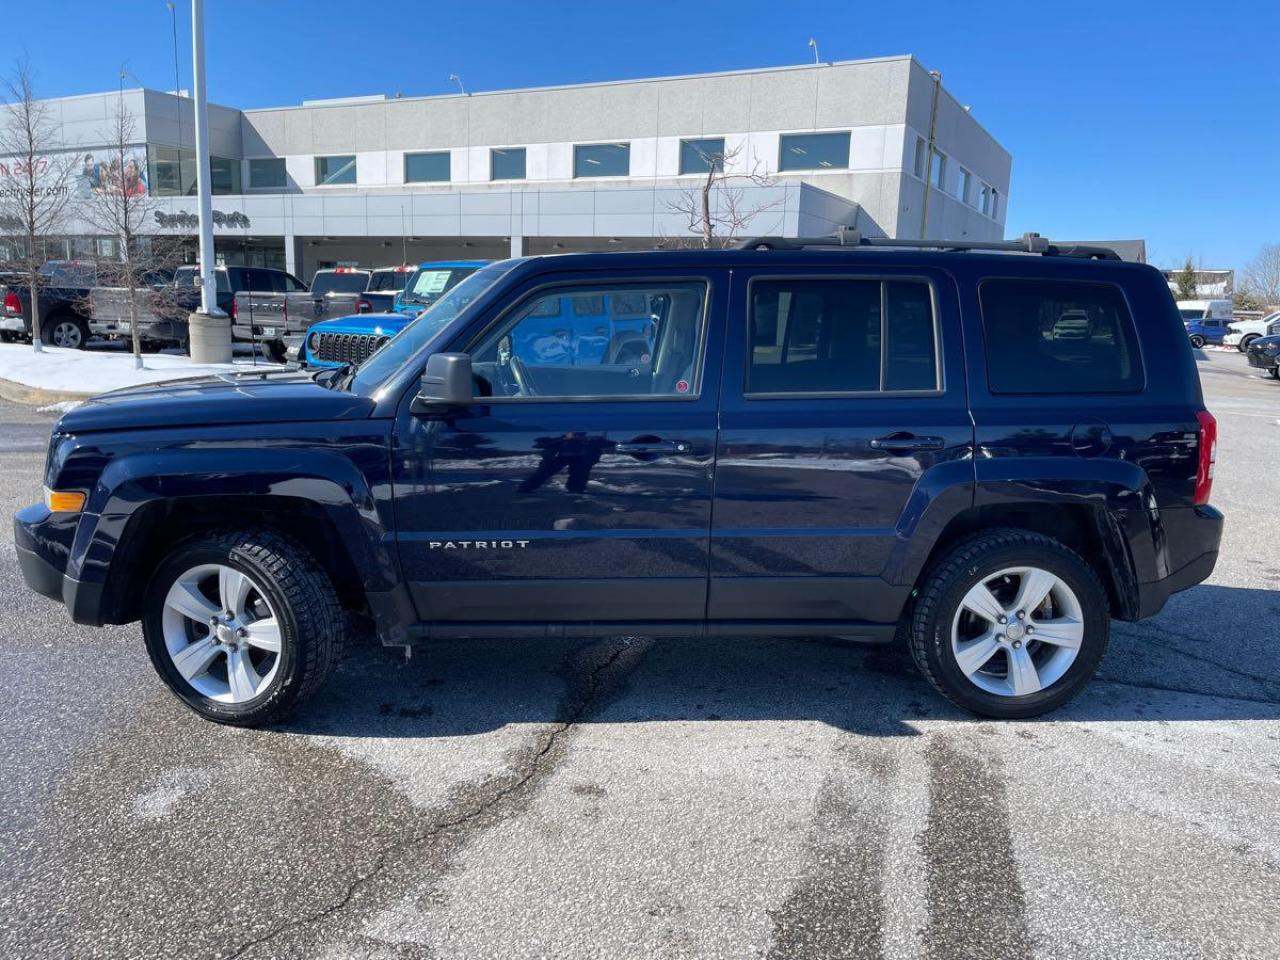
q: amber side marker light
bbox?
[44,489,86,513]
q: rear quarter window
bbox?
[978,279,1144,394]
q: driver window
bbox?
[471,281,707,399]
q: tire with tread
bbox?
[142,528,345,726]
[907,528,1110,719]
[1189,334,1205,349]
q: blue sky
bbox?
[11,0,1278,271]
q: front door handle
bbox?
[869,433,946,453]
[614,438,692,457]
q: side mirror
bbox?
[411,352,473,415]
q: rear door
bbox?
[709,265,972,625]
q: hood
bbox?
[55,368,377,434]
[311,312,410,337]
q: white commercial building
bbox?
[4,56,1011,280]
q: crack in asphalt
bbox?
[1115,624,1280,693]
[1094,675,1280,708]
[221,636,648,960]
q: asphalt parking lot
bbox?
[1,349,1277,960]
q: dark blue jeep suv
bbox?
[13,234,1223,726]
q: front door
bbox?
[392,270,726,626]
[709,266,972,625]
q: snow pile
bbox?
[0,343,284,397]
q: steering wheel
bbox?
[508,352,535,397]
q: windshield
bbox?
[311,272,370,296]
[348,261,516,397]
[367,269,412,292]
[1178,308,1205,321]
[400,265,481,306]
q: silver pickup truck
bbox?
[231,267,371,356]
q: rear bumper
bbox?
[232,322,288,343]
[0,314,26,333]
[1134,505,1224,618]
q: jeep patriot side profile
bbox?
[13,236,1224,726]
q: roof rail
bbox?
[733,229,1122,261]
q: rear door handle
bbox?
[614,438,692,456]
[869,433,946,453]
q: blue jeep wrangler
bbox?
[13,234,1224,727]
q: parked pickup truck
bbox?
[1224,310,1280,351]
[354,265,416,314]
[15,236,1223,727]
[90,264,306,354]
[2,260,99,349]
[232,267,370,357]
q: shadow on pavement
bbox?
[282,583,1280,740]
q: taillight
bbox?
[4,290,19,313]
[230,298,237,320]
[1194,410,1216,505]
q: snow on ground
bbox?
[0,343,283,397]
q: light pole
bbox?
[187,0,230,362]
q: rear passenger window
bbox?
[747,278,939,395]
[979,280,1143,394]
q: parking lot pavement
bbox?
[1,349,1277,960]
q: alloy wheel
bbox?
[949,565,1084,698]
[50,321,82,348]
[161,563,283,703]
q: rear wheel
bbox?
[264,341,287,363]
[1189,334,1206,349]
[908,529,1110,719]
[42,315,89,349]
[1270,366,1280,380]
[142,529,345,726]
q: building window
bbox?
[249,158,286,189]
[573,142,630,178]
[315,154,357,186]
[490,147,526,181]
[990,189,1000,219]
[147,144,196,196]
[959,168,973,204]
[405,151,451,183]
[778,131,850,171]
[931,151,947,190]
[913,136,927,179]
[679,138,726,175]
[979,183,991,215]
[210,156,241,195]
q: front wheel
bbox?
[1240,334,1259,352]
[907,529,1110,719]
[1270,366,1280,380]
[142,529,345,726]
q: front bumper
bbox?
[13,503,103,625]
[1246,349,1278,371]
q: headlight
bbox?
[374,335,391,350]
[307,332,321,352]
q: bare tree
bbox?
[0,57,78,352]
[77,88,173,369]
[1240,242,1280,309]
[663,142,782,248]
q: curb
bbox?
[0,377,93,407]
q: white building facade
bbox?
[6,56,1011,280]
